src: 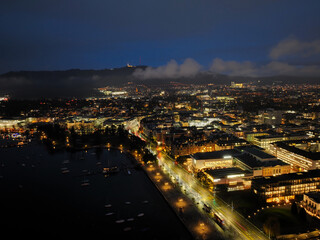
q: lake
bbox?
[0,141,193,239]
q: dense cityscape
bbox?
[1,0,320,239]
[1,79,320,239]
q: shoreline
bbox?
[140,161,196,240]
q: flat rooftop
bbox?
[255,134,307,140]
[254,135,284,140]
[273,139,320,161]
[235,153,289,168]
[239,146,276,160]
[305,192,320,203]
[191,149,240,160]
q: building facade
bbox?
[251,170,320,203]
[191,149,240,170]
[302,192,320,220]
[269,140,320,171]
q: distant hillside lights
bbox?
[0,95,9,101]
[0,119,26,130]
[98,87,128,98]
[230,82,244,88]
[66,120,95,135]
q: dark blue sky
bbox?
[1,0,320,75]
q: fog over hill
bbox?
[0,66,319,99]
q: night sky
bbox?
[1,0,320,77]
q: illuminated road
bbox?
[129,130,268,240]
[156,150,267,240]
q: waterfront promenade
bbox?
[129,131,268,240]
[142,161,226,240]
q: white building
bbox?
[190,149,240,170]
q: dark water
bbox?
[0,141,193,239]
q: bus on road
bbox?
[214,213,225,229]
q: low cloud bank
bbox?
[133,58,202,79]
[134,37,320,78]
[210,58,320,77]
[0,75,99,99]
[269,38,320,60]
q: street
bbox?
[136,131,269,240]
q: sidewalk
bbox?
[143,162,226,240]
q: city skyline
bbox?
[1,82,320,239]
[1,1,320,239]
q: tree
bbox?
[298,207,307,222]
[93,130,103,146]
[117,124,127,139]
[25,129,30,138]
[142,150,156,164]
[69,127,77,147]
[176,156,188,165]
[263,216,280,238]
[148,132,156,143]
[196,171,213,188]
[291,202,298,215]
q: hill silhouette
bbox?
[0,66,319,99]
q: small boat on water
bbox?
[81,179,90,186]
[140,227,149,232]
[61,167,69,174]
[143,200,149,204]
[105,204,112,208]
[127,218,134,222]
[125,201,131,205]
[105,212,114,216]
[127,169,131,175]
[115,219,125,224]
[102,166,119,174]
[123,227,132,231]
[62,160,70,164]
[137,213,144,217]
